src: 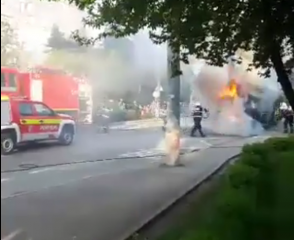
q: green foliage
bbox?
[44,24,138,97]
[177,136,294,240]
[47,24,82,51]
[152,136,294,240]
[63,0,293,68]
[274,150,294,240]
[45,25,105,76]
[54,0,293,108]
[1,18,22,67]
[104,36,134,63]
[225,163,259,189]
[264,136,294,152]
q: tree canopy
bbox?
[47,24,82,51]
[58,0,294,108]
[45,24,138,100]
[45,24,93,75]
[104,36,134,64]
[1,18,22,67]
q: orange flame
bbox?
[218,79,238,100]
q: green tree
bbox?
[45,23,138,98]
[44,49,87,75]
[1,18,21,67]
[104,36,134,63]
[47,24,80,50]
[59,0,294,109]
[44,45,135,97]
[45,25,92,75]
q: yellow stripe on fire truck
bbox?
[20,119,62,124]
[1,95,9,101]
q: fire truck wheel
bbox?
[1,133,16,155]
[59,125,74,145]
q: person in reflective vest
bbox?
[282,106,293,133]
[190,102,208,137]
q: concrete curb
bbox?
[119,153,241,240]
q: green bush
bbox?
[274,150,294,240]
[188,136,294,240]
[225,163,259,189]
[264,136,294,152]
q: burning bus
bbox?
[190,62,280,135]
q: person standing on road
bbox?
[190,102,208,137]
[284,106,293,133]
[279,102,293,133]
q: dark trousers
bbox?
[284,116,293,133]
[191,117,205,137]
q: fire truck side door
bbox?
[32,103,60,139]
[18,102,41,141]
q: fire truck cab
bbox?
[1,95,76,155]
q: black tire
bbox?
[59,125,74,145]
[1,133,16,155]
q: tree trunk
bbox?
[270,44,294,110]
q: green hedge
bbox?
[188,136,294,240]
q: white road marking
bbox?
[252,135,269,139]
[82,175,93,179]
[1,229,22,240]
[29,168,53,174]
[1,178,11,183]
[199,140,213,147]
[1,162,157,200]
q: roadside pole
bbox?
[167,44,181,125]
[164,44,182,166]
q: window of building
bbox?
[20,1,27,13]
[20,1,34,14]
[19,103,34,116]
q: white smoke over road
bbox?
[87,30,167,102]
[187,62,280,136]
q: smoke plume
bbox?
[188,62,280,136]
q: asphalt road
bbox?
[1,135,270,240]
[1,124,237,173]
[1,128,165,172]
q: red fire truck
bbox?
[1,66,80,119]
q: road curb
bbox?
[120,153,241,240]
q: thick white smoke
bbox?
[132,31,167,79]
[88,30,167,102]
[188,63,279,136]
